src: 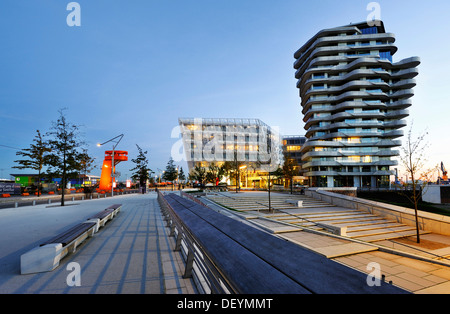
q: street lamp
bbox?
[97,134,124,197]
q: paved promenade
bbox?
[0,192,195,294]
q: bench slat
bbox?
[41,222,96,246]
[105,204,122,210]
[89,209,114,220]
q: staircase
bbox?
[206,192,430,242]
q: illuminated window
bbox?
[187,124,199,131]
[287,145,302,152]
[348,137,361,144]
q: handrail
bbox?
[157,190,237,294]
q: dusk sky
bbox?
[0,0,449,181]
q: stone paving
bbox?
[0,192,195,294]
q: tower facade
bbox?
[294,21,420,188]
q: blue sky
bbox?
[0,0,449,180]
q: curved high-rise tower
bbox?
[294,21,420,188]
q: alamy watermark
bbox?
[67,2,81,27]
[66,262,81,287]
[366,2,382,26]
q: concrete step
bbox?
[346,222,408,233]
[305,214,377,223]
[355,229,431,243]
[289,211,366,220]
[325,217,387,225]
[329,218,393,227]
[349,225,416,238]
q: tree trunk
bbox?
[37,170,41,197]
[411,172,420,243]
[61,152,66,206]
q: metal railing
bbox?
[0,190,140,210]
[157,190,238,294]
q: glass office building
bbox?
[293,21,420,188]
[178,118,281,172]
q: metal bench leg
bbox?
[169,223,176,237]
[174,232,182,251]
[183,250,194,279]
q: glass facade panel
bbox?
[361,27,378,34]
[379,51,393,62]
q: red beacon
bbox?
[98,150,128,191]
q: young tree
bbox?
[399,123,429,244]
[13,130,51,197]
[282,153,300,194]
[178,167,186,183]
[45,109,85,206]
[189,165,206,186]
[205,163,225,185]
[162,157,178,185]
[78,148,96,191]
[130,144,153,192]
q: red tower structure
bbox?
[99,150,128,191]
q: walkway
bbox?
[0,192,195,294]
[205,191,450,293]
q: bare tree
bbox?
[399,123,429,243]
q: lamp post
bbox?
[97,134,124,197]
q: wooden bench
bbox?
[87,204,121,228]
[162,193,310,294]
[40,222,97,248]
[163,193,410,294]
[105,204,122,213]
[20,204,122,275]
[21,221,97,275]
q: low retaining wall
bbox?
[306,188,450,236]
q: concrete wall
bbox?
[307,188,450,236]
[423,185,450,204]
[422,185,442,204]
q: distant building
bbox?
[178,118,282,188]
[10,174,100,189]
[282,136,308,185]
[293,20,420,188]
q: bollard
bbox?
[15,202,18,208]
[32,200,36,206]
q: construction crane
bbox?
[441,162,448,184]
